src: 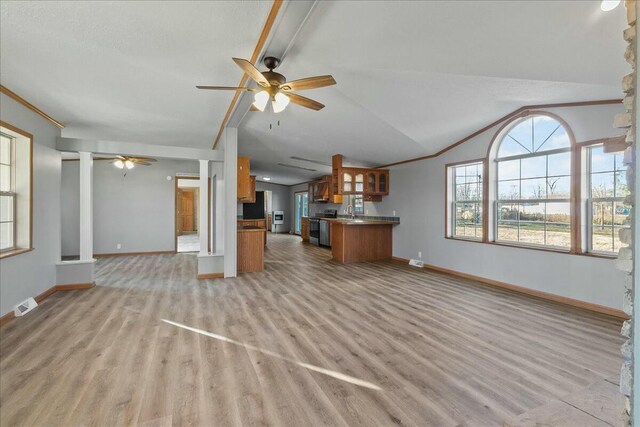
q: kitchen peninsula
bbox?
[330,219,398,263]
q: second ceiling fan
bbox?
[197,57,336,112]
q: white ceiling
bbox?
[239,0,628,184]
[0,1,271,147]
[0,1,629,186]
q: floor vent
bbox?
[14,297,37,317]
[408,259,424,268]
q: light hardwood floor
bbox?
[0,234,624,426]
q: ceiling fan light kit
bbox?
[198,56,336,113]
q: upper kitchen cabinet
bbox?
[237,157,255,202]
[332,154,389,198]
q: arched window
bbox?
[494,114,573,248]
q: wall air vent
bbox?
[14,297,38,317]
[408,259,424,268]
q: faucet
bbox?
[346,199,355,219]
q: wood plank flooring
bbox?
[0,233,624,426]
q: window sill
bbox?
[446,236,483,243]
[444,237,618,259]
[0,247,33,260]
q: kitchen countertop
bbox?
[313,218,399,226]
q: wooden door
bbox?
[176,188,184,236]
[182,191,195,232]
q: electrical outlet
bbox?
[117,243,121,250]
[393,210,396,216]
[365,209,369,214]
[418,251,422,258]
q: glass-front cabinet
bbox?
[355,173,364,193]
[367,172,376,193]
[343,172,353,193]
[378,171,388,194]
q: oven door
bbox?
[309,219,320,245]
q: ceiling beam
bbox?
[58,137,223,162]
[211,0,284,150]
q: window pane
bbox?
[534,119,569,151]
[0,195,13,222]
[547,152,571,176]
[454,202,481,238]
[0,221,14,250]
[521,178,547,200]
[502,118,533,156]
[590,145,612,173]
[0,164,10,192]
[498,159,520,181]
[521,155,546,179]
[498,180,520,200]
[591,172,615,198]
[615,171,629,198]
[519,203,545,245]
[0,135,10,165]
[547,176,570,199]
[615,226,629,252]
[545,202,571,248]
[592,201,614,253]
[497,203,519,242]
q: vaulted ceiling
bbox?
[0,1,628,186]
[240,1,628,184]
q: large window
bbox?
[0,133,15,251]
[448,161,483,239]
[587,144,629,254]
[0,123,32,258]
[495,115,572,249]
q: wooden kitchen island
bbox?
[331,220,395,263]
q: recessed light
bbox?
[262,177,271,181]
[601,0,621,11]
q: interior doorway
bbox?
[175,177,200,253]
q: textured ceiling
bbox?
[0,1,271,147]
[239,0,628,185]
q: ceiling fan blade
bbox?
[196,86,255,91]
[287,93,325,111]
[135,161,153,166]
[232,58,270,87]
[131,157,157,163]
[280,75,336,92]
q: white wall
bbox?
[61,159,198,255]
[373,103,627,310]
[0,94,62,316]
[257,181,291,232]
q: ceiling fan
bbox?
[197,57,336,112]
[110,155,157,170]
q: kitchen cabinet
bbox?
[237,226,265,272]
[301,217,310,242]
[238,218,267,245]
[331,154,389,197]
[237,157,251,201]
[309,175,343,204]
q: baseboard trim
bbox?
[391,257,628,320]
[197,273,224,279]
[0,282,96,327]
[94,250,176,258]
[55,282,96,291]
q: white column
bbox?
[223,128,238,278]
[78,152,93,261]
[212,162,225,254]
[199,160,209,256]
